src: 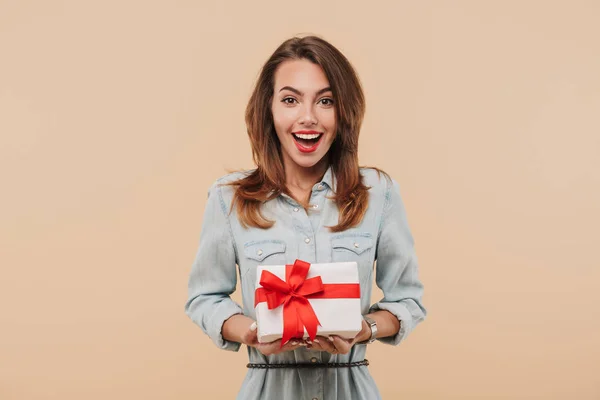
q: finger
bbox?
[306,341,323,352]
[313,336,337,353]
[305,338,324,352]
[257,339,282,356]
[260,338,300,355]
[282,338,307,351]
[330,335,352,354]
[292,339,305,348]
[352,320,370,344]
[327,336,340,353]
[244,322,258,344]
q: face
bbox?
[271,59,336,171]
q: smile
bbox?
[292,131,324,153]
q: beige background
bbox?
[1,1,599,399]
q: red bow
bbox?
[254,259,360,347]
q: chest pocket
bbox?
[332,233,373,257]
[331,233,374,282]
[241,239,287,280]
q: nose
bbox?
[298,103,318,126]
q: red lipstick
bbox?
[291,130,324,153]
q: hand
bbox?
[306,319,372,355]
[241,321,306,356]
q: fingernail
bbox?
[306,340,312,345]
[291,340,298,346]
[313,339,320,344]
[328,336,334,342]
[250,322,257,331]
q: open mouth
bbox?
[292,132,324,150]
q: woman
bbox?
[185,35,426,400]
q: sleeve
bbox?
[369,177,427,345]
[184,181,244,351]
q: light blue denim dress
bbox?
[185,166,426,400]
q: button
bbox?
[317,184,324,190]
[354,242,359,248]
[305,238,311,244]
[257,249,263,255]
[312,204,319,209]
[293,207,299,212]
[310,357,318,363]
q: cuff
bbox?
[369,301,418,346]
[207,301,244,352]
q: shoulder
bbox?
[214,168,255,186]
[207,168,255,204]
[359,167,396,195]
[359,167,406,217]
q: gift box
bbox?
[254,259,362,345]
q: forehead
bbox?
[273,59,330,91]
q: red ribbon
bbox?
[254,259,360,347]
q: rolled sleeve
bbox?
[184,181,243,351]
[370,178,427,345]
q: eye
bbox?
[319,98,334,106]
[282,97,297,105]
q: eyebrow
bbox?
[278,86,332,96]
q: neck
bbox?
[282,155,329,191]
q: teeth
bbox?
[294,133,321,139]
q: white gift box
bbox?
[254,261,362,343]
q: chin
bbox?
[288,152,328,169]
[291,157,318,168]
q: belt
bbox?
[246,359,369,369]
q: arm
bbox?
[369,177,426,345]
[354,311,401,343]
[308,177,425,355]
[184,181,244,351]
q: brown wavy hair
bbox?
[224,35,389,233]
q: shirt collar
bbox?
[268,164,336,201]
[320,164,335,192]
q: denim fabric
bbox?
[185,166,426,400]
